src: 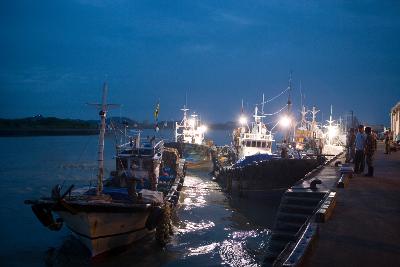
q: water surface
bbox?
[0,130,275,267]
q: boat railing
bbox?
[117,139,164,157]
[241,133,273,140]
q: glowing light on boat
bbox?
[239,116,247,125]
[199,125,208,133]
[327,125,338,139]
[279,115,291,128]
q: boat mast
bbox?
[326,105,335,145]
[97,82,108,195]
[299,81,308,129]
[175,93,189,142]
[285,72,293,142]
[301,106,308,129]
[261,93,265,124]
[310,106,320,137]
[88,82,119,195]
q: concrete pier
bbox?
[304,143,400,267]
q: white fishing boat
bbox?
[233,97,274,159]
[25,83,186,257]
[294,106,324,155]
[322,105,345,155]
[174,104,207,145]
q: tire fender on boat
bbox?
[145,206,163,231]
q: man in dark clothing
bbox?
[384,131,391,154]
[365,127,377,177]
[354,125,366,174]
[346,128,356,163]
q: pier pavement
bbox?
[304,143,400,267]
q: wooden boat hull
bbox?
[57,210,152,257]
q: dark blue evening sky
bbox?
[0,0,399,125]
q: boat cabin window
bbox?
[246,141,251,147]
[256,141,261,147]
[251,141,256,147]
[261,141,266,148]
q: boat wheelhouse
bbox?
[233,104,274,159]
[114,130,163,190]
[175,105,207,145]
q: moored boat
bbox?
[172,103,211,161]
[233,100,274,160]
[214,80,326,198]
[25,83,186,257]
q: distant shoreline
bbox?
[0,129,99,137]
[0,127,234,137]
[0,116,235,137]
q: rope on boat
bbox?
[264,104,288,116]
[264,87,290,103]
[270,121,281,131]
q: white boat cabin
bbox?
[234,105,274,159]
[115,130,163,190]
[175,105,207,145]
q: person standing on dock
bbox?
[346,128,356,163]
[354,125,366,174]
[384,131,391,154]
[364,127,377,176]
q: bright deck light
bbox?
[279,115,291,128]
[239,116,247,125]
[199,125,208,133]
[328,126,337,138]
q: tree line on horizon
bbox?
[0,115,237,131]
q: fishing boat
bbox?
[174,104,207,145]
[232,99,274,160]
[321,105,346,156]
[25,83,186,257]
[294,106,324,156]
[171,103,210,161]
[214,79,325,199]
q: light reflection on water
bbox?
[0,134,274,267]
[169,167,271,267]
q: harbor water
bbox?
[0,130,279,267]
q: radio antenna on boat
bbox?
[299,80,303,109]
[287,71,292,114]
[285,71,293,141]
[185,91,188,108]
[261,93,266,124]
[87,82,120,195]
[310,106,320,135]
